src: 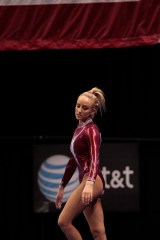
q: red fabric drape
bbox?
[0,0,159,50]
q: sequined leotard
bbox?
[61,119,105,191]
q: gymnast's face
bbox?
[75,95,95,123]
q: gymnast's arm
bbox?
[86,125,101,183]
[55,156,77,208]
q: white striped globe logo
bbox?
[38,154,79,202]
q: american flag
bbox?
[0,0,159,50]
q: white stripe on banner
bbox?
[0,0,140,6]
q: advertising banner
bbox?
[33,141,139,212]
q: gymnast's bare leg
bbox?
[57,174,107,240]
[83,198,107,240]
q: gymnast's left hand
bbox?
[81,181,94,205]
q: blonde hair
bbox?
[80,87,106,118]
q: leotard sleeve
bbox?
[85,125,101,183]
[60,156,77,188]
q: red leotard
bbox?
[61,119,105,191]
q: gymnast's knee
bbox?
[58,216,71,231]
[90,226,106,238]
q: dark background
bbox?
[1,44,160,240]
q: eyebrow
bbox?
[77,103,90,108]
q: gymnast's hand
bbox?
[82,181,94,205]
[55,185,64,209]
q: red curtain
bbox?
[0,0,159,50]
